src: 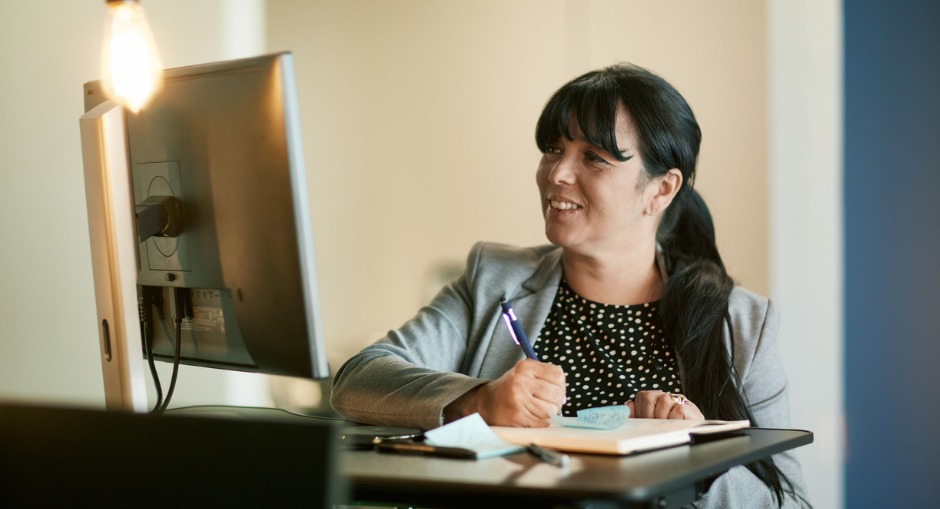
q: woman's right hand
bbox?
[446,359,566,428]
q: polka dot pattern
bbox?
[534,280,681,417]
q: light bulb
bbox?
[100,0,163,113]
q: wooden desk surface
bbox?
[342,428,812,509]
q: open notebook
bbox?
[490,418,749,455]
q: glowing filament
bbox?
[100,2,163,113]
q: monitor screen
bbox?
[80,52,329,412]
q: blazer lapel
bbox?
[515,247,563,346]
[477,248,562,379]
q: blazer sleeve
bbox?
[329,244,491,430]
[693,293,809,508]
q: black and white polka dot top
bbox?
[534,280,682,417]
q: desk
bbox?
[343,428,812,509]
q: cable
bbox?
[156,319,181,414]
[156,287,186,415]
[138,287,164,412]
[144,335,164,412]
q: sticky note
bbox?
[551,405,631,430]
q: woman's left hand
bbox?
[627,390,705,420]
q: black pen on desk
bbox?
[527,443,569,468]
[375,441,476,459]
[500,299,539,360]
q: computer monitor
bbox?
[79,52,330,413]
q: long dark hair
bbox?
[535,64,795,507]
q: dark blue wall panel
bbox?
[844,1,940,507]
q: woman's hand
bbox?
[447,359,566,428]
[627,390,705,420]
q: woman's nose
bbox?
[548,156,576,185]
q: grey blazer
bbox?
[331,242,807,508]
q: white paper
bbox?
[425,413,526,459]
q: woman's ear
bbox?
[645,169,683,216]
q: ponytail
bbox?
[659,188,794,507]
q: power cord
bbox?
[157,287,188,414]
[138,285,188,415]
[138,286,164,412]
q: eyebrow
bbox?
[565,132,634,161]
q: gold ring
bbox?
[671,394,688,406]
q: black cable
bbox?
[138,287,164,412]
[156,320,181,413]
[157,288,186,415]
[144,327,164,413]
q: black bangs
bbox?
[535,71,629,162]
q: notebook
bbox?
[490,418,750,455]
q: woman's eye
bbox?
[585,151,610,165]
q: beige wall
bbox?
[0,1,115,406]
[268,0,770,365]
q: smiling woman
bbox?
[331,63,809,509]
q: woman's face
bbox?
[536,106,657,256]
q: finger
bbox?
[527,360,567,389]
[631,390,660,418]
[521,400,556,427]
[668,399,705,420]
[512,360,563,393]
[668,403,701,420]
[517,361,567,407]
[531,381,566,408]
[503,366,565,418]
[663,394,704,420]
[685,400,704,420]
[667,401,690,420]
[653,392,675,419]
[479,370,541,425]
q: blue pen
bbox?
[499,299,539,361]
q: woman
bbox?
[331,64,807,508]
